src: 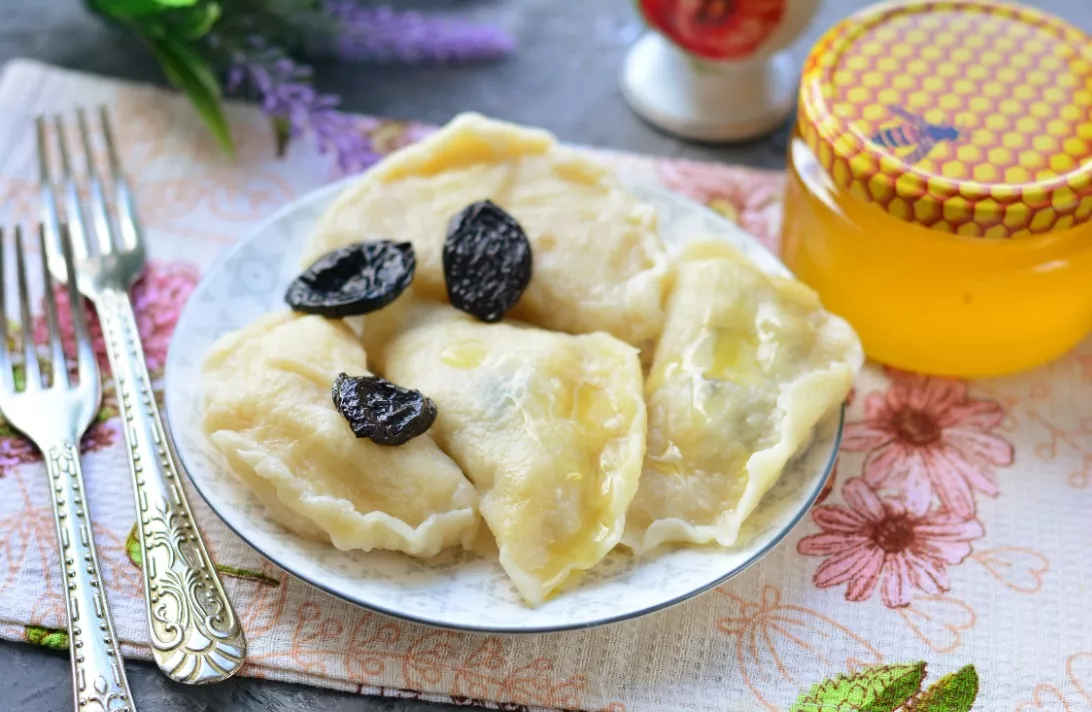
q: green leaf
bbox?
[151,34,221,98]
[96,403,116,423]
[89,0,168,18]
[25,625,69,651]
[272,116,292,158]
[145,36,234,154]
[790,662,926,712]
[125,523,143,569]
[90,0,196,18]
[914,665,979,712]
[216,564,282,587]
[173,2,221,40]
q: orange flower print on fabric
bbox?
[969,547,1050,594]
[0,501,141,636]
[1016,684,1072,712]
[797,478,983,608]
[895,594,977,654]
[112,87,181,166]
[715,585,882,710]
[841,370,1013,518]
[1016,652,1092,712]
[1068,652,1092,705]
[0,176,36,226]
[1078,343,1092,386]
[139,175,297,228]
[273,603,593,709]
[1026,409,1092,491]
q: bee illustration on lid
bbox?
[871,106,960,164]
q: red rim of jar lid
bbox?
[637,0,790,60]
[798,0,1092,238]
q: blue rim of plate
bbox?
[163,176,845,634]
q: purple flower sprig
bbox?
[324,1,516,63]
[225,36,380,173]
[101,0,515,165]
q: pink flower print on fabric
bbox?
[655,160,786,251]
[841,370,1013,518]
[0,435,36,475]
[0,419,119,476]
[797,478,984,608]
[34,260,199,374]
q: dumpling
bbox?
[201,312,480,557]
[623,241,863,554]
[366,301,647,605]
[303,112,669,350]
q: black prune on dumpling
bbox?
[442,200,532,323]
[332,372,437,446]
[286,241,415,318]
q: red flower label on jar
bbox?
[639,0,787,60]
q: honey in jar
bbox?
[781,0,1092,377]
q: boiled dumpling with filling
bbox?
[201,312,479,557]
[303,112,669,350]
[366,301,646,605]
[623,241,863,554]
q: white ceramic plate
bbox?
[164,177,842,634]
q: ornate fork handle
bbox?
[96,287,246,684]
[44,441,133,712]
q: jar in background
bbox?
[781,0,1092,377]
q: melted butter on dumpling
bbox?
[366,301,646,606]
[623,241,863,554]
[304,112,668,350]
[201,312,479,557]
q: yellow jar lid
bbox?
[799,0,1092,237]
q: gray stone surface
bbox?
[0,0,1088,710]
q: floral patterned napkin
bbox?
[0,59,1089,712]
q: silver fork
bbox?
[0,224,134,711]
[37,109,246,684]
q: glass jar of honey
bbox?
[781,0,1092,377]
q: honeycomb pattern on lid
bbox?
[799,0,1092,237]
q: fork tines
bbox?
[0,223,95,393]
[36,107,140,272]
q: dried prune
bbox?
[442,200,532,323]
[332,372,437,446]
[286,241,415,318]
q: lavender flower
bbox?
[324,2,516,63]
[225,37,380,172]
[211,3,513,169]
